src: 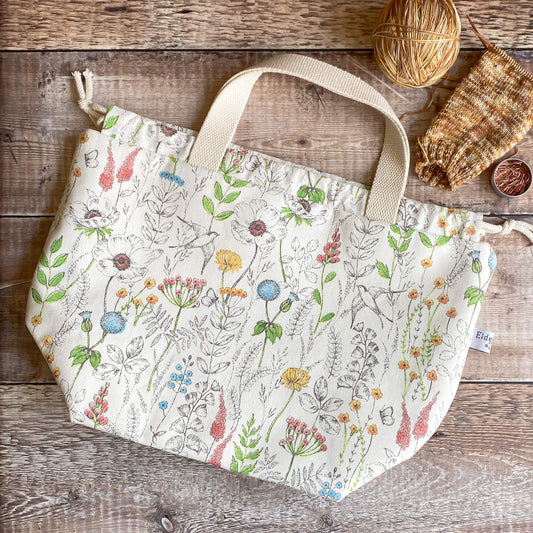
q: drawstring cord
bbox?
[479,218,533,244]
[72,69,107,127]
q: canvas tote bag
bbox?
[26,54,533,501]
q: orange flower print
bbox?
[446,307,457,318]
[42,335,53,347]
[145,278,156,289]
[409,371,418,380]
[421,258,432,269]
[410,347,420,358]
[431,334,442,346]
[116,288,128,298]
[147,294,158,305]
[368,424,378,435]
[450,229,457,236]
[408,289,419,299]
[427,370,437,381]
[80,133,89,144]
[45,353,54,364]
[73,167,81,178]
[438,218,448,228]
[371,388,383,400]
[350,399,361,411]
[31,315,42,326]
[398,360,409,370]
[465,225,476,236]
[350,424,358,434]
[437,294,449,304]
[449,208,457,215]
[425,299,434,308]
[434,278,445,288]
[133,299,142,306]
[52,367,61,378]
[338,413,350,423]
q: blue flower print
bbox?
[100,311,126,334]
[159,401,168,410]
[488,250,497,272]
[257,280,281,301]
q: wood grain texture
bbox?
[1,51,532,216]
[1,216,531,384]
[0,384,531,532]
[0,1,532,50]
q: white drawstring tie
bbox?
[72,69,107,127]
[479,218,533,244]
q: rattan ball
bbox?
[373,0,461,88]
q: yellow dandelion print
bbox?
[281,368,311,391]
[215,250,242,273]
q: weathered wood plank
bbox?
[1,51,532,216]
[0,384,531,532]
[1,216,531,384]
[0,1,532,50]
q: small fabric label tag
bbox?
[470,327,494,354]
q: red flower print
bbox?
[117,147,142,183]
[85,382,110,428]
[210,389,226,443]
[99,144,115,192]
[413,392,440,440]
[208,429,235,468]
[317,228,341,265]
[396,400,411,450]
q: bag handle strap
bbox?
[187,54,410,224]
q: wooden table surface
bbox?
[1,2,532,532]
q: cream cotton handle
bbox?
[187,54,410,224]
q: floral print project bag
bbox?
[26,55,533,501]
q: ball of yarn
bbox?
[372,0,461,88]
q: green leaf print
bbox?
[202,195,214,215]
[320,312,335,323]
[297,185,309,198]
[214,211,233,221]
[252,321,267,335]
[39,253,49,268]
[102,115,119,130]
[50,237,63,254]
[308,188,326,204]
[436,235,452,247]
[46,290,66,303]
[324,272,337,284]
[419,233,433,248]
[376,261,390,279]
[223,191,241,204]
[214,182,223,201]
[390,224,401,234]
[49,272,65,287]
[52,254,68,268]
[31,288,43,304]
[231,415,262,476]
[232,179,248,188]
[313,288,322,305]
[90,350,101,370]
[37,269,47,286]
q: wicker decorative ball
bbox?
[373,0,461,88]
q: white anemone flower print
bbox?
[70,192,120,235]
[231,199,287,247]
[283,195,329,226]
[92,235,162,281]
